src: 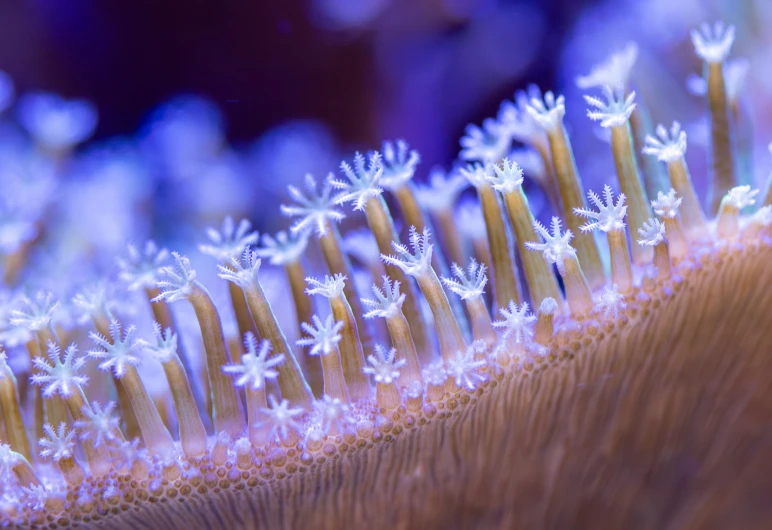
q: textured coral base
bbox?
[98,242,772,529]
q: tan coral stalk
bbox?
[538,113,605,286]
[382,227,467,362]
[320,345,349,402]
[717,186,760,240]
[691,22,738,213]
[143,325,208,456]
[317,223,375,356]
[629,99,670,199]
[227,282,261,351]
[643,122,707,240]
[375,380,401,410]
[185,287,249,431]
[391,182,470,337]
[0,357,32,461]
[497,182,561,306]
[607,229,634,294]
[281,174,377,359]
[216,253,314,409]
[146,288,208,422]
[434,207,467,267]
[284,259,322,396]
[364,196,432,360]
[222,334,284,446]
[244,386,266,446]
[306,276,370,401]
[477,186,522,309]
[58,455,85,486]
[526,217,592,319]
[441,261,497,347]
[651,189,690,260]
[91,312,142,441]
[706,61,737,213]
[534,297,558,346]
[34,329,69,429]
[25,339,46,443]
[161,357,207,457]
[63,390,113,476]
[88,321,176,457]
[6,451,40,486]
[653,242,671,279]
[256,230,323,395]
[610,124,652,264]
[668,159,706,235]
[585,86,652,265]
[296,314,351,401]
[561,256,593,318]
[363,346,404,410]
[574,185,633,294]
[465,296,497,346]
[638,218,671,280]
[118,366,175,456]
[460,164,522,310]
[418,270,466,361]
[361,277,422,386]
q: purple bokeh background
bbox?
[0,0,595,168]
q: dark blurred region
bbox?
[0,0,597,165]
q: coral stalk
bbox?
[651,189,690,260]
[281,174,376,360]
[574,186,633,294]
[161,357,207,456]
[363,345,404,410]
[297,315,350,402]
[526,217,593,318]
[306,276,370,400]
[638,219,671,279]
[216,252,313,409]
[363,195,432,356]
[606,229,633,294]
[717,186,759,240]
[119,366,175,457]
[284,260,320,391]
[223,334,283,446]
[118,241,209,425]
[90,312,142,441]
[163,278,247,434]
[527,91,604,286]
[59,386,113,476]
[143,326,208,457]
[610,122,652,264]
[362,277,423,386]
[391,182,470,337]
[89,321,175,457]
[643,122,706,237]
[691,21,738,213]
[585,86,652,264]
[255,230,322,395]
[319,344,349,402]
[330,293,370,399]
[0,355,31,461]
[442,261,497,347]
[382,227,467,362]
[534,297,557,346]
[460,164,522,310]
[485,160,562,306]
[317,224,375,355]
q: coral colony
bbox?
[0,20,771,530]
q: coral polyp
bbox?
[0,16,772,530]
